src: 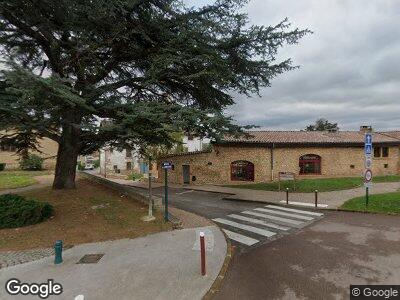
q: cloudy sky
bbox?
[187,0,400,131]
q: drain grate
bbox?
[77,254,104,264]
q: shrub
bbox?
[0,194,53,229]
[127,172,143,181]
[19,154,43,170]
[0,163,5,171]
[93,159,100,168]
[77,161,85,171]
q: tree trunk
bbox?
[52,122,81,189]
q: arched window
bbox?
[231,160,254,181]
[299,154,321,175]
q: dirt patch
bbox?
[0,179,171,251]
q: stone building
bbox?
[157,128,400,185]
[0,137,58,170]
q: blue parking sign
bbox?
[365,144,372,155]
[365,133,372,145]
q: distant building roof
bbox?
[219,130,400,146]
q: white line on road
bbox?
[266,205,324,216]
[245,210,304,226]
[212,218,276,237]
[254,208,314,221]
[222,229,259,246]
[228,214,289,231]
[176,190,194,195]
[279,200,328,208]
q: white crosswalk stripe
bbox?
[228,214,290,231]
[212,218,276,237]
[214,205,324,247]
[222,229,259,246]
[254,208,314,221]
[251,209,304,225]
[266,205,324,216]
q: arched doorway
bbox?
[299,154,321,175]
[231,160,255,181]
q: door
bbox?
[182,165,190,184]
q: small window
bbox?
[384,163,388,169]
[231,160,254,181]
[126,150,132,158]
[126,162,132,170]
[299,154,321,175]
[382,147,389,157]
[350,165,355,169]
[374,147,381,158]
[113,165,118,170]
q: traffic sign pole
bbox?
[364,132,372,207]
[366,186,369,208]
[164,168,168,222]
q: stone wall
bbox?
[157,144,400,185]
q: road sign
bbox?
[364,144,372,155]
[162,161,173,169]
[365,157,372,168]
[364,169,372,182]
[365,133,372,145]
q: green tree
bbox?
[305,118,339,131]
[0,0,310,189]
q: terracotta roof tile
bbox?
[220,131,400,145]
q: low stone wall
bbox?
[81,172,162,208]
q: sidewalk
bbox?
[0,226,226,300]
[183,182,400,209]
[88,171,400,209]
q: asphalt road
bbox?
[153,186,400,300]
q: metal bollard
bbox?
[286,188,289,205]
[314,190,318,208]
[54,240,63,264]
[200,232,206,276]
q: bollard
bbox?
[314,190,318,208]
[200,232,206,276]
[54,240,63,264]
[286,188,289,205]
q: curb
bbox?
[203,226,233,300]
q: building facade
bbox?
[0,137,58,170]
[157,129,400,185]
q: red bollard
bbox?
[200,232,206,276]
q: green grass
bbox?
[0,170,51,190]
[224,175,400,193]
[341,191,400,214]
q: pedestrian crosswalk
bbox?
[212,205,324,248]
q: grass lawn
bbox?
[0,170,52,190]
[224,175,400,193]
[341,191,400,214]
[0,179,171,251]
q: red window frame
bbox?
[299,154,321,175]
[231,160,255,181]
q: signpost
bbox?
[278,172,296,191]
[364,132,373,207]
[162,161,173,222]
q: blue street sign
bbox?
[162,161,173,169]
[365,144,372,155]
[365,133,372,145]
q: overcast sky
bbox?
[186,0,400,131]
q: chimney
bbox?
[359,125,373,133]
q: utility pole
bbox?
[142,158,155,222]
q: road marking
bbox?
[176,190,194,195]
[245,210,304,225]
[228,214,289,231]
[266,205,324,216]
[254,208,314,221]
[222,229,259,246]
[212,218,276,237]
[279,200,328,208]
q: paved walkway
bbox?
[0,226,226,300]
[182,182,400,209]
